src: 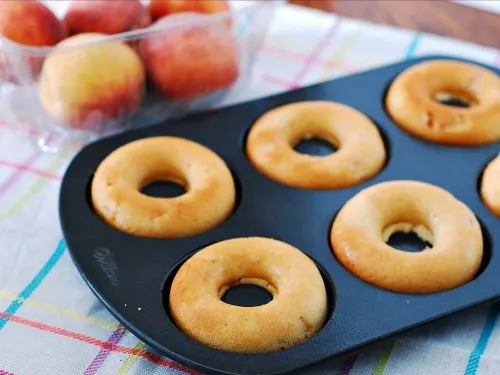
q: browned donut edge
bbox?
[169,237,329,353]
[480,155,500,217]
[245,101,387,190]
[385,60,500,146]
[90,136,236,238]
[330,180,483,294]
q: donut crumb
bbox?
[425,111,434,128]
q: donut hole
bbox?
[220,279,274,307]
[293,137,337,156]
[383,222,433,253]
[433,89,478,108]
[386,231,433,252]
[140,180,186,198]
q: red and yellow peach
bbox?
[64,0,151,36]
[0,1,66,83]
[139,14,239,101]
[149,0,230,21]
[39,33,146,131]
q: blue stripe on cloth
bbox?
[464,305,500,375]
[405,34,421,59]
[0,239,67,331]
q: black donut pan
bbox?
[59,55,500,375]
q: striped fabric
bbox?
[1,4,499,375]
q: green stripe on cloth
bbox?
[373,341,396,375]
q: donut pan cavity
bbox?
[59,55,500,375]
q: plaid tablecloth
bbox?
[1,4,500,375]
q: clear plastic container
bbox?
[0,0,280,152]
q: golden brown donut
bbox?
[385,59,500,146]
[91,136,235,238]
[169,237,328,353]
[245,101,386,190]
[480,154,500,216]
[330,180,483,294]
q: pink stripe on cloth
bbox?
[0,152,41,196]
[263,46,359,73]
[0,121,43,138]
[0,159,62,181]
[0,312,198,374]
[264,45,332,68]
[84,326,126,375]
[0,370,15,375]
[263,74,298,89]
[291,18,342,87]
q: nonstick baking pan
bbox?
[59,55,500,375]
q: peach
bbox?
[0,1,66,83]
[149,0,230,21]
[39,33,146,132]
[64,0,151,36]
[139,14,239,101]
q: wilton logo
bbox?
[93,247,119,286]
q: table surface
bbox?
[290,0,500,49]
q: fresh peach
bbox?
[0,1,66,46]
[0,1,66,83]
[64,0,151,36]
[149,0,230,21]
[139,14,239,101]
[39,33,146,132]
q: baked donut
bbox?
[330,180,483,294]
[245,101,386,190]
[169,237,328,353]
[480,154,500,216]
[91,136,235,238]
[385,59,500,146]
